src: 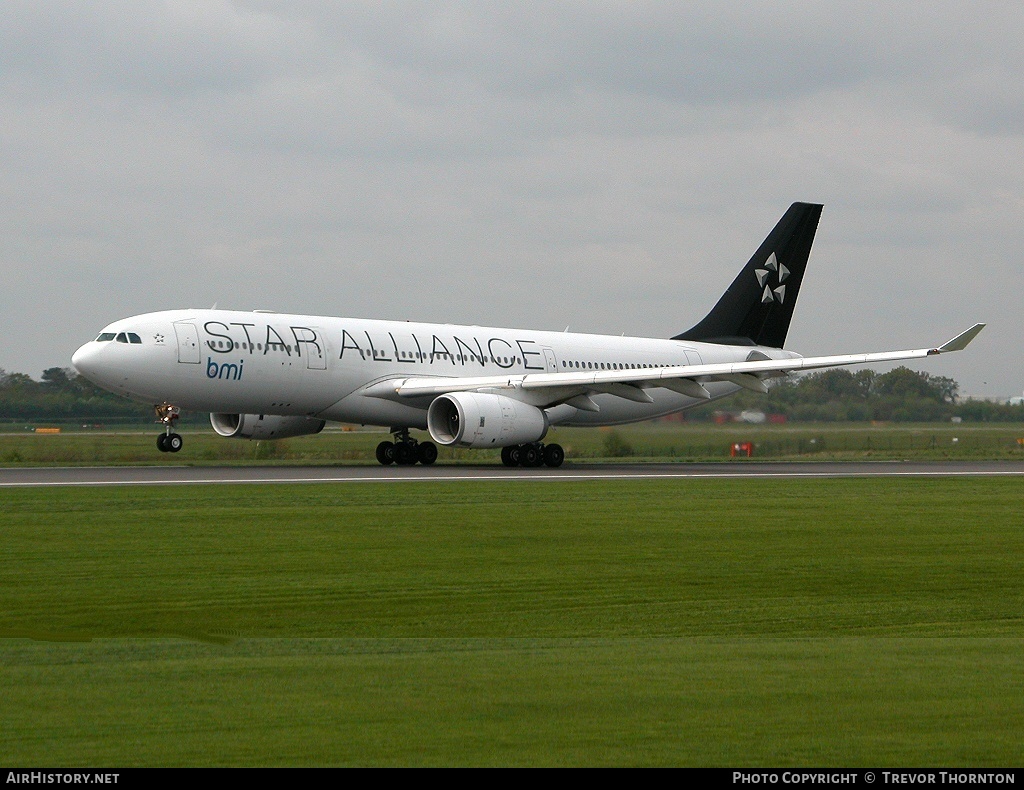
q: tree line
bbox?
[0,367,163,424]
[2,365,1022,424]
[700,366,1024,422]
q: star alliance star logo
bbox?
[755,252,789,304]
[154,334,165,344]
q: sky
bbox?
[2,2,1021,397]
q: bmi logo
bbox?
[207,357,243,381]
[755,252,789,304]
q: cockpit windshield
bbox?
[96,331,142,344]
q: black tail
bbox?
[673,202,823,348]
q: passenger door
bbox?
[173,321,201,364]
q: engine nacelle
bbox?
[427,392,548,448]
[210,413,326,441]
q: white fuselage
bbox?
[71,309,796,428]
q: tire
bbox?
[376,441,395,465]
[500,446,517,467]
[508,445,523,466]
[167,433,183,453]
[393,442,415,465]
[418,441,438,465]
[521,444,542,467]
[157,434,169,452]
[543,443,565,468]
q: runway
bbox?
[1,460,1022,487]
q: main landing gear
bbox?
[501,442,564,468]
[155,403,183,453]
[376,429,438,466]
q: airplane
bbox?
[71,203,984,468]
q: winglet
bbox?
[933,323,986,354]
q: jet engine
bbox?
[427,392,548,448]
[210,413,326,440]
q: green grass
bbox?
[2,479,1024,765]
[3,421,1024,465]
[4,637,1022,766]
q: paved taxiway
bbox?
[1,461,1021,487]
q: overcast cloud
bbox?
[1,1,1021,396]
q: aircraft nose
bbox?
[71,342,101,381]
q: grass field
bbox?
[2,478,1023,765]
[3,421,1024,464]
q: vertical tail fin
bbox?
[673,202,823,348]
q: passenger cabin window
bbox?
[96,333,116,342]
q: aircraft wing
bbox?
[378,324,985,405]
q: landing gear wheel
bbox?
[417,441,438,465]
[376,441,395,465]
[393,442,416,465]
[521,444,542,467]
[543,443,564,468]
[154,402,181,455]
[500,446,518,467]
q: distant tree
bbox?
[930,375,959,403]
[41,367,73,390]
[873,367,958,403]
[692,366,972,422]
[801,369,873,400]
[955,399,1024,422]
[0,366,157,423]
[0,371,36,391]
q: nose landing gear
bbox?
[376,428,438,466]
[155,403,183,453]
